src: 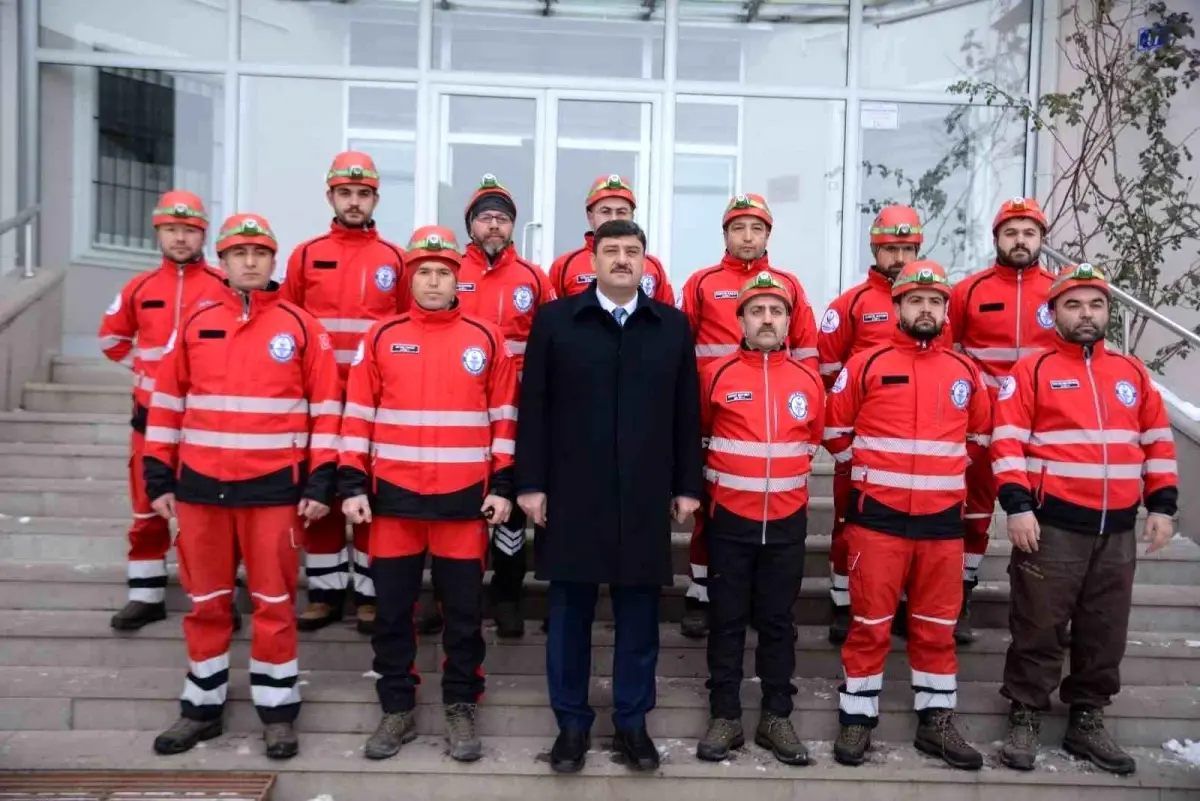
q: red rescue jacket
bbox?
[700,346,824,542]
[823,328,992,538]
[949,262,1057,392]
[455,243,554,374]
[680,253,819,372]
[337,302,519,520]
[816,268,950,388]
[549,232,675,307]
[97,258,226,423]
[990,338,1178,535]
[280,221,409,378]
[142,283,343,507]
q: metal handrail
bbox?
[0,203,39,279]
[1041,244,1200,354]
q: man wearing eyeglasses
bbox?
[280,150,410,635]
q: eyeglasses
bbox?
[218,219,277,243]
[474,213,512,226]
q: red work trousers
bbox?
[686,510,708,605]
[127,430,170,603]
[175,502,302,725]
[963,456,992,585]
[838,524,962,727]
[829,460,853,608]
[304,507,373,605]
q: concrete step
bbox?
[4,731,1196,801]
[49,356,132,387]
[2,666,1197,748]
[0,411,129,445]
[3,610,1198,687]
[0,444,129,480]
[2,561,1198,632]
[22,383,133,415]
[0,478,130,517]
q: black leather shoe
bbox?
[550,728,589,773]
[613,726,660,771]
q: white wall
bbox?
[0,0,20,275]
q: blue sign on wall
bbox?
[1138,27,1165,52]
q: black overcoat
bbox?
[514,284,703,586]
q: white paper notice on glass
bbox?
[860,102,899,130]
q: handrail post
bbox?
[21,221,33,279]
[1121,305,1132,355]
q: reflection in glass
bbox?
[241,0,419,67]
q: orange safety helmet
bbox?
[406,225,462,270]
[722,193,773,228]
[891,260,951,299]
[992,196,1048,234]
[152,190,208,231]
[327,150,380,190]
[1047,262,1110,305]
[736,270,794,315]
[869,205,923,247]
[464,174,517,226]
[586,174,637,210]
[215,213,278,255]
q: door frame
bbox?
[421,84,661,267]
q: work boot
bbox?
[356,604,377,635]
[364,711,417,760]
[444,702,482,762]
[914,708,983,770]
[891,600,908,638]
[263,722,299,760]
[417,609,444,636]
[828,603,850,645]
[833,723,872,766]
[680,601,709,639]
[999,702,1041,771]
[755,712,809,766]
[110,601,167,631]
[493,601,525,639]
[696,717,744,762]
[152,716,222,755]
[297,601,342,632]
[954,582,976,645]
[1063,706,1136,775]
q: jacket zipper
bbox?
[1015,269,1023,357]
[1083,348,1109,533]
[173,264,185,332]
[761,351,771,545]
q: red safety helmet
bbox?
[869,205,923,247]
[1047,262,1110,305]
[215,213,277,255]
[406,225,462,270]
[586,174,637,210]
[152,190,208,231]
[327,150,380,190]
[464,174,517,224]
[722,193,773,228]
[891,260,951,299]
[992,196,1048,234]
[737,270,794,315]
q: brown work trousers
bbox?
[1002,522,1136,711]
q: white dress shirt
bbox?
[596,288,637,324]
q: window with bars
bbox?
[93,67,215,251]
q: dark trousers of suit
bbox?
[546,580,661,733]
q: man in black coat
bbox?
[516,219,704,774]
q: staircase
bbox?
[1,355,1198,800]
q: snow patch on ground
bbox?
[1163,739,1200,765]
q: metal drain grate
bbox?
[0,771,275,801]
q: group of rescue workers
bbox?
[96,149,1178,776]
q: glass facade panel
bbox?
[855,102,1027,280]
[861,0,1032,93]
[677,0,849,87]
[433,2,664,79]
[40,0,228,57]
[239,77,417,261]
[672,96,845,309]
[241,0,420,67]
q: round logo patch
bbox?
[820,308,841,334]
[512,285,534,313]
[640,274,656,297]
[1036,302,1054,329]
[462,346,487,376]
[998,375,1018,402]
[351,341,365,366]
[375,265,397,291]
[1115,380,1138,408]
[787,391,809,421]
[831,367,849,394]
[105,292,122,316]
[950,379,972,410]
[268,333,297,363]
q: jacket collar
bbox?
[222,279,282,318]
[989,260,1046,281]
[409,298,463,328]
[572,282,660,321]
[158,255,210,271]
[738,340,789,365]
[328,219,379,243]
[582,231,595,252]
[464,242,517,272]
[866,268,894,290]
[890,324,946,353]
[721,251,771,274]
[1053,334,1109,361]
